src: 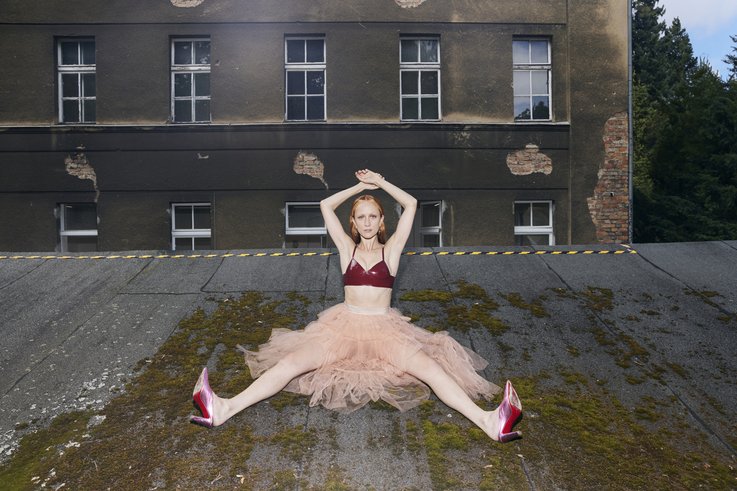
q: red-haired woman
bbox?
[190,169,522,442]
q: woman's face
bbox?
[353,201,384,240]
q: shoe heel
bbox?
[190,415,213,428]
[499,430,522,443]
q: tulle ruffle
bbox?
[239,303,500,413]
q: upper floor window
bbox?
[285,37,326,121]
[171,203,212,250]
[400,37,440,121]
[285,202,327,248]
[57,39,96,124]
[514,200,554,246]
[513,39,551,121]
[171,38,211,123]
[59,203,98,252]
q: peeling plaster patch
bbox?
[293,151,328,189]
[170,0,204,7]
[587,112,630,243]
[506,143,552,175]
[395,0,427,7]
[65,146,99,201]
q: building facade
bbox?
[0,0,631,252]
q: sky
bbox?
[660,0,737,79]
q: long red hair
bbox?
[349,195,387,244]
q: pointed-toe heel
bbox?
[497,380,522,443]
[191,367,215,428]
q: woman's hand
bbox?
[355,169,384,189]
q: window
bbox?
[285,202,327,248]
[171,38,211,123]
[171,203,212,250]
[514,201,554,246]
[57,39,96,123]
[285,37,325,121]
[419,201,443,247]
[513,39,551,121]
[59,203,97,252]
[400,37,441,121]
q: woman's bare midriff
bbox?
[344,285,392,309]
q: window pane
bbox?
[193,206,211,228]
[420,71,438,94]
[306,96,324,120]
[514,97,531,120]
[194,99,210,121]
[421,97,438,119]
[421,202,440,227]
[194,72,210,96]
[175,237,193,250]
[82,73,96,97]
[513,71,530,95]
[83,100,96,122]
[174,206,193,229]
[306,39,324,62]
[174,73,192,97]
[67,236,98,252]
[174,100,192,122]
[174,41,192,64]
[530,41,549,64]
[422,234,440,247]
[62,73,79,97]
[512,40,528,64]
[81,41,95,64]
[287,71,305,95]
[515,234,550,246]
[63,100,79,122]
[288,205,324,228]
[532,203,550,226]
[532,96,550,119]
[194,41,210,64]
[531,71,548,94]
[61,42,79,65]
[400,40,417,63]
[420,39,438,63]
[402,98,418,120]
[514,203,531,226]
[193,237,212,250]
[401,71,418,95]
[64,203,97,230]
[286,40,304,63]
[306,71,324,94]
[287,96,305,120]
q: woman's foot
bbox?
[191,367,226,427]
[484,380,523,442]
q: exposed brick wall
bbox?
[586,112,630,243]
[395,0,427,7]
[64,146,99,201]
[293,151,328,189]
[506,144,553,175]
[170,0,204,7]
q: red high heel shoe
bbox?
[191,367,215,428]
[497,380,522,442]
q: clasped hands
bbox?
[355,169,384,189]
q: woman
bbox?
[191,169,522,442]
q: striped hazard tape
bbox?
[0,249,637,261]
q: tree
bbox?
[725,34,737,81]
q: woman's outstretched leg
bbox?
[403,349,519,441]
[194,342,327,426]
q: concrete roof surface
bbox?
[0,242,736,489]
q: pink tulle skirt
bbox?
[240,303,501,413]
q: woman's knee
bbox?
[277,348,323,375]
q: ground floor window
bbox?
[172,203,212,250]
[285,202,326,248]
[419,200,443,247]
[59,203,98,252]
[514,200,554,246]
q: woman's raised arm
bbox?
[320,181,376,256]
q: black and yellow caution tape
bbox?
[0,249,637,261]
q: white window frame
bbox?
[513,38,552,122]
[284,37,326,122]
[57,39,96,124]
[419,200,443,247]
[59,203,98,252]
[171,37,211,123]
[399,36,441,121]
[171,202,212,250]
[514,200,555,246]
[285,202,327,247]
